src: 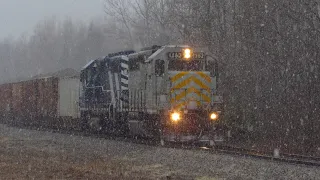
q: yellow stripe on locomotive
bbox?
[169,71,212,110]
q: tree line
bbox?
[0,17,128,83]
[1,0,320,152]
[105,0,320,152]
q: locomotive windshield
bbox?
[168,60,204,71]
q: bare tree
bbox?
[104,0,135,48]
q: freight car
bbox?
[80,45,223,145]
[0,69,80,129]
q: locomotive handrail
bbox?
[84,85,111,92]
[116,89,147,112]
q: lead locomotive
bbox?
[79,45,223,145]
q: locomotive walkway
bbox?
[0,123,319,179]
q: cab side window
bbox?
[155,59,165,76]
[206,60,218,77]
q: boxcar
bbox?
[0,69,80,129]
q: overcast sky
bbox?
[0,0,105,39]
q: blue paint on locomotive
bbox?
[80,50,135,110]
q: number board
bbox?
[167,52,205,59]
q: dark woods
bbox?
[1,0,320,152]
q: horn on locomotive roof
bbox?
[107,50,136,58]
[140,45,161,51]
[140,45,161,52]
[107,45,161,58]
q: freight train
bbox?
[0,69,80,129]
[79,45,223,145]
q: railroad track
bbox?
[4,122,320,167]
[209,145,320,167]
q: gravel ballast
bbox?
[0,124,319,179]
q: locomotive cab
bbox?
[130,45,223,145]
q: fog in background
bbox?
[0,0,104,39]
[0,0,182,84]
[2,0,320,150]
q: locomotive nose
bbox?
[169,71,212,110]
[186,100,198,109]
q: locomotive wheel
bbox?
[85,113,104,132]
[118,113,130,136]
[160,138,166,146]
[209,140,215,147]
[158,114,167,147]
[159,124,168,147]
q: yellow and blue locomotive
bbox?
[79,45,223,145]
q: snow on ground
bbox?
[0,124,319,180]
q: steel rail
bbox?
[3,122,320,167]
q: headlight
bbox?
[210,112,218,120]
[171,112,181,122]
[183,48,191,59]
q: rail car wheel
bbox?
[80,112,89,131]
